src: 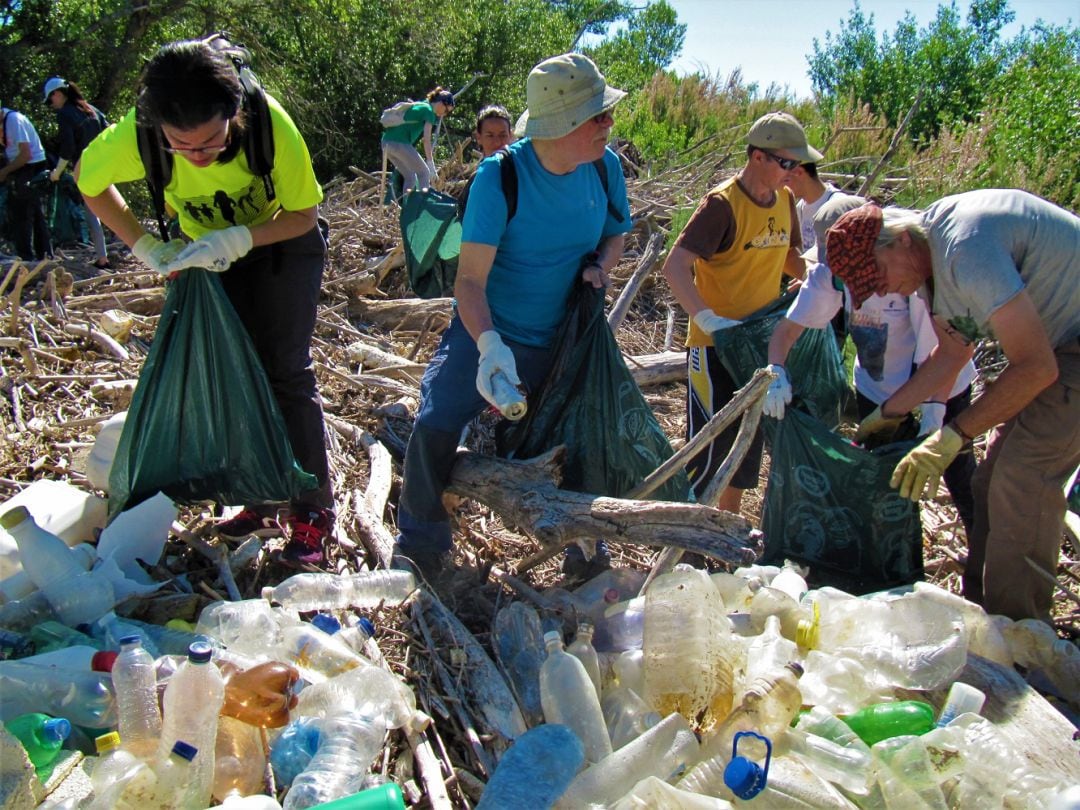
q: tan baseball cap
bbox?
[747,112,823,162]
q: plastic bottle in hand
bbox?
[282,710,387,809]
[539,630,612,764]
[490,370,527,420]
[567,621,602,697]
[3,712,71,776]
[262,570,416,612]
[221,660,300,728]
[112,635,162,760]
[157,641,225,808]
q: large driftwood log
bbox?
[349,297,453,332]
[446,447,759,568]
[626,351,684,387]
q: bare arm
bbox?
[583,233,625,288]
[950,290,1058,438]
[883,319,973,416]
[248,206,317,248]
[454,242,498,341]
[661,245,709,318]
[0,142,31,182]
[421,121,434,163]
[768,317,807,366]
[783,246,807,281]
[79,179,147,248]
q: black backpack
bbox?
[136,32,275,241]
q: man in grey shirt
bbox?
[825,188,1080,623]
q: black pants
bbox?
[856,387,976,537]
[218,222,333,512]
[8,162,52,260]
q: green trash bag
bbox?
[498,283,692,503]
[401,188,461,298]
[761,409,922,594]
[711,291,847,428]
[108,269,317,518]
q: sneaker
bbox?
[280,508,333,567]
[216,509,283,539]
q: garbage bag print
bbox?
[762,409,922,594]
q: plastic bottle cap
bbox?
[356,617,376,638]
[724,756,767,800]
[261,586,275,602]
[42,718,72,744]
[795,601,821,649]
[786,661,805,678]
[187,641,213,663]
[603,587,620,604]
[171,740,198,761]
[0,506,30,530]
[95,731,121,754]
[91,650,119,672]
[543,630,562,645]
[119,635,142,646]
[311,613,341,635]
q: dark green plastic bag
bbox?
[401,189,461,298]
[711,291,847,427]
[761,409,922,594]
[498,284,692,503]
[108,269,317,518]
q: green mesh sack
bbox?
[498,283,692,503]
[108,269,317,518]
[761,408,923,594]
[712,291,847,428]
[401,188,461,298]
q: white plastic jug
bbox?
[85,411,127,493]
[0,480,106,579]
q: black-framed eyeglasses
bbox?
[162,120,231,156]
[759,149,800,171]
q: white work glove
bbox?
[918,402,947,437]
[166,225,253,273]
[763,364,793,420]
[476,330,520,409]
[132,233,186,274]
[50,159,68,183]
[693,308,739,335]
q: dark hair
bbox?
[475,104,511,133]
[57,81,97,118]
[801,162,819,180]
[426,86,454,107]
[137,40,244,131]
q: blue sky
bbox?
[665,0,1079,99]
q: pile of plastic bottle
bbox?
[0,505,420,809]
[487,563,1080,809]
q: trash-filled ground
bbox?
[1,157,1079,808]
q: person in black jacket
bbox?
[43,77,110,268]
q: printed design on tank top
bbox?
[743,216,791,251]
[180,177,268,227]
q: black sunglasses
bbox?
[759,149,801,171]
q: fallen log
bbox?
[625,350,684,387]
[349,297,453,332]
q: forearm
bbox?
[662,246,709,317]
[0,151,29,180]
[767,318,805,366]
[884,342,972,416]
[594,234,624,270]
[783,247,807,280]
[454,242,497,342]
[953,358,1057,438]
[422,125,434,162]
[248,206,317,248]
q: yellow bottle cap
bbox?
[94,731,121,754]
[796,600,820,650]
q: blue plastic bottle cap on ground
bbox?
[42,718,71,745]
[356,617,376,637]
[311,613,341,634]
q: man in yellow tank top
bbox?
[663,112,818,512]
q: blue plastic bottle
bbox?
[475,724,584,810]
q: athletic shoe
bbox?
[280,508,333,567]
[216,509,282,539]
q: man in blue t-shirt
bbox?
[393,53,632,580]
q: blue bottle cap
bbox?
[724,731,771,800]
[187,641,213,663]
[172,740,198,761]
[357,617,376,638]
[42,718,71,745]
[311,613,341,635]
[119,635,142,646]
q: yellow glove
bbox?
[854,405,907,444]
[890,425,964,501]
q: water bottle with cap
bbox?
[493,601,546,726]
[274,621,370,682]
[339,615,384,665]
[539,630,612,764]
[737,614,797,701]
[262,570,416,612]
[840,699,935,746]
[0,659,116,728]
[212,715,266,803]
[269,717,321,788]
[158,641,225,808]
[476,725,583,810]
[725,733,858,808]
[221,659,300,728]
[0,506,114,626]
[567,621,602,697]
[105,739,199,810]
[3,712,71,777]
[282,710,387,809]
[557,712,700,808]
[87,732,141,801]
[490,370,527,420]
[112,635,162,760]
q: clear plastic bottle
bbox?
[158,641,225,808]
[112,635,163,760]
[3,712,71,775]
[0,506,114,626]
[493,601,546,726]
[710,571,762,613]
[269,717,321,788]
[749,584,805,639]
[222,660,300,728]
[292,664,419,730]
[28,620,102,653]
[770,562,808,601]
[152,740,200,809]
[557,711,700,808]
[274,622,370,682]
[785,725,873,796]
[88,732,141,802]
[737,614,798,701]
[798,649,893,715]
[870,733,949,809]
[595,594,645,652]
[0,659,116,728]
[730,745,859,808]
[195,598,300,659]
[935,681,985,727]
[282,710,386,809]
[601,683,661,751]
[567,621,602,697]
[612,649,646,696]
[261,570,416,612]
[539,630,612,764]
[212,715,266,803]
[643,568,732,724]
[913,581,1013,666]
[475,724,583,810]
[0,542,96,603]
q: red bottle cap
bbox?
[91,650,118,672]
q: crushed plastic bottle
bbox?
[212,715,266,803]
[0,659,116,727]
[737,614,798,702]
[274,621,371,682]
[262,570,416,612]
[195,598,300,659]
[282,710,387,809]
[291,664,420,731]
[493,601,546,726]
[221,659,300,728]
[112,635,163,759]
[539,630,612,764]
[475,724,583,810]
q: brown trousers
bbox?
[964,341,1080,622]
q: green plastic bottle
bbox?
[3,712,72,777]
[311,783,406,810]
[840,700,935,746]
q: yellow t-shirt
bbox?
[676,176,799,346]
[77,94,322,239]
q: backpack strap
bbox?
[237,72,275,204]
[135,113,174,242]
[497,147,518,224]
[591,156,626,224]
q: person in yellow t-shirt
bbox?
[76,38,334,565]
[662,112,817,513]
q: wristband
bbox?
[947,419,975,443]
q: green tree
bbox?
[588,1,686,92]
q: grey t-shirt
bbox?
[922,189,1080,348]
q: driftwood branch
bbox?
[626,351,684,387]
[857,89,923,198]
[608,229,665,333]
[326,416,396,568]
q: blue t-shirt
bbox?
[461,139,632,347]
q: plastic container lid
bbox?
[171,740,198,761]
[91,650,119,672]
[42,717,72,745]
[311,613,341,635]
[356,617,376,638]
[795,600,821,649]
[95,731,121,754]
[0,506,30,530]
[119,635,142,646]
[187,641,213,663]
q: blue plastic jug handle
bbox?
[731,730,772,779]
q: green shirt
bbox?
[380,102,436,146]
[78,93,322,239]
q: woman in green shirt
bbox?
[381,87,454,195]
